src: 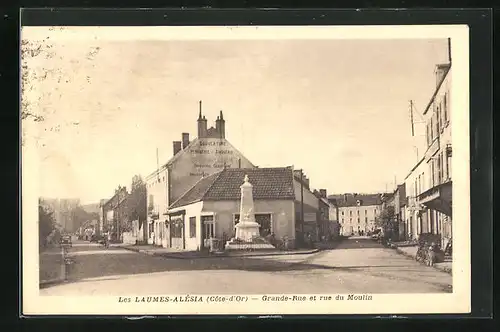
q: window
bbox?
[434,113,439,138]
[350,211,352,216]
[417,175,421,194]
[365,217,368,223]
[342,211,344,216]
[429,118,434,141]
[365,210,367,215]
[357,210,359,215]
[426,123,430,146]
[357,218,360,223]
[437,103,442,131]
[443,92,448,126]
[446,151,451,180]
[431,160,435,187]
[189,217,196,238]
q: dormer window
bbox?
[356,200,362,206]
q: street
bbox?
[40,237,452,295]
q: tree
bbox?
[70,206,99,233]
[127,175,147,229]
[21,28,101,146]
[375,205,397,239]
[39,203,55,248]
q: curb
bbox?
[120,245,320,259]
[39,278,66,289]
[395,247,452,275]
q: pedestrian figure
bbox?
[307,232,313,249]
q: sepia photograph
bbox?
[21,25,470,315]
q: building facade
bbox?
[145,104,255,246]
[166,167,298,251]
[102,186,129,242]
[330,194,383,236]
[404,157,428,240]
[419,60,453,248]
[403,55,453,249]
[293,170,323,242]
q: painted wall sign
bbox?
[170,138,254,203]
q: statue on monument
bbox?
[225,174,276,250]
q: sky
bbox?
[22,27,450,204]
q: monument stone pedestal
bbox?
[225,174,275,251]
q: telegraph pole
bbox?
[410,100,415,137]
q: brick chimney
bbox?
[197,101,208,138]
[182,133,189,149]
[173,141,182,156]
[319,189,327,198]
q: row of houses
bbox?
[139,105,341,250]
[95,50,453,249]
[381,47,453,249]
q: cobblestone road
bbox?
[40,238,452,295]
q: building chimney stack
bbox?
[197,101,208,138]
[173,141,182,156]
[319,189,327,198]
[182,133,189,149]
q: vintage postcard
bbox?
[21,24,470,315]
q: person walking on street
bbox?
[103,231,110,248]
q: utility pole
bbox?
[410,100,415,137]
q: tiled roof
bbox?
[168,172,223,209]
[169,167,295,209]
[327,193,384,207]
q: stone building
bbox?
[145,102,254,246]
[403,45,453,248]
[330,193,384,236]
[101,186,129,242]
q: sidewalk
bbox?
[119,244,320,259]
[39,245,67,287]
[394,244,452,274]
